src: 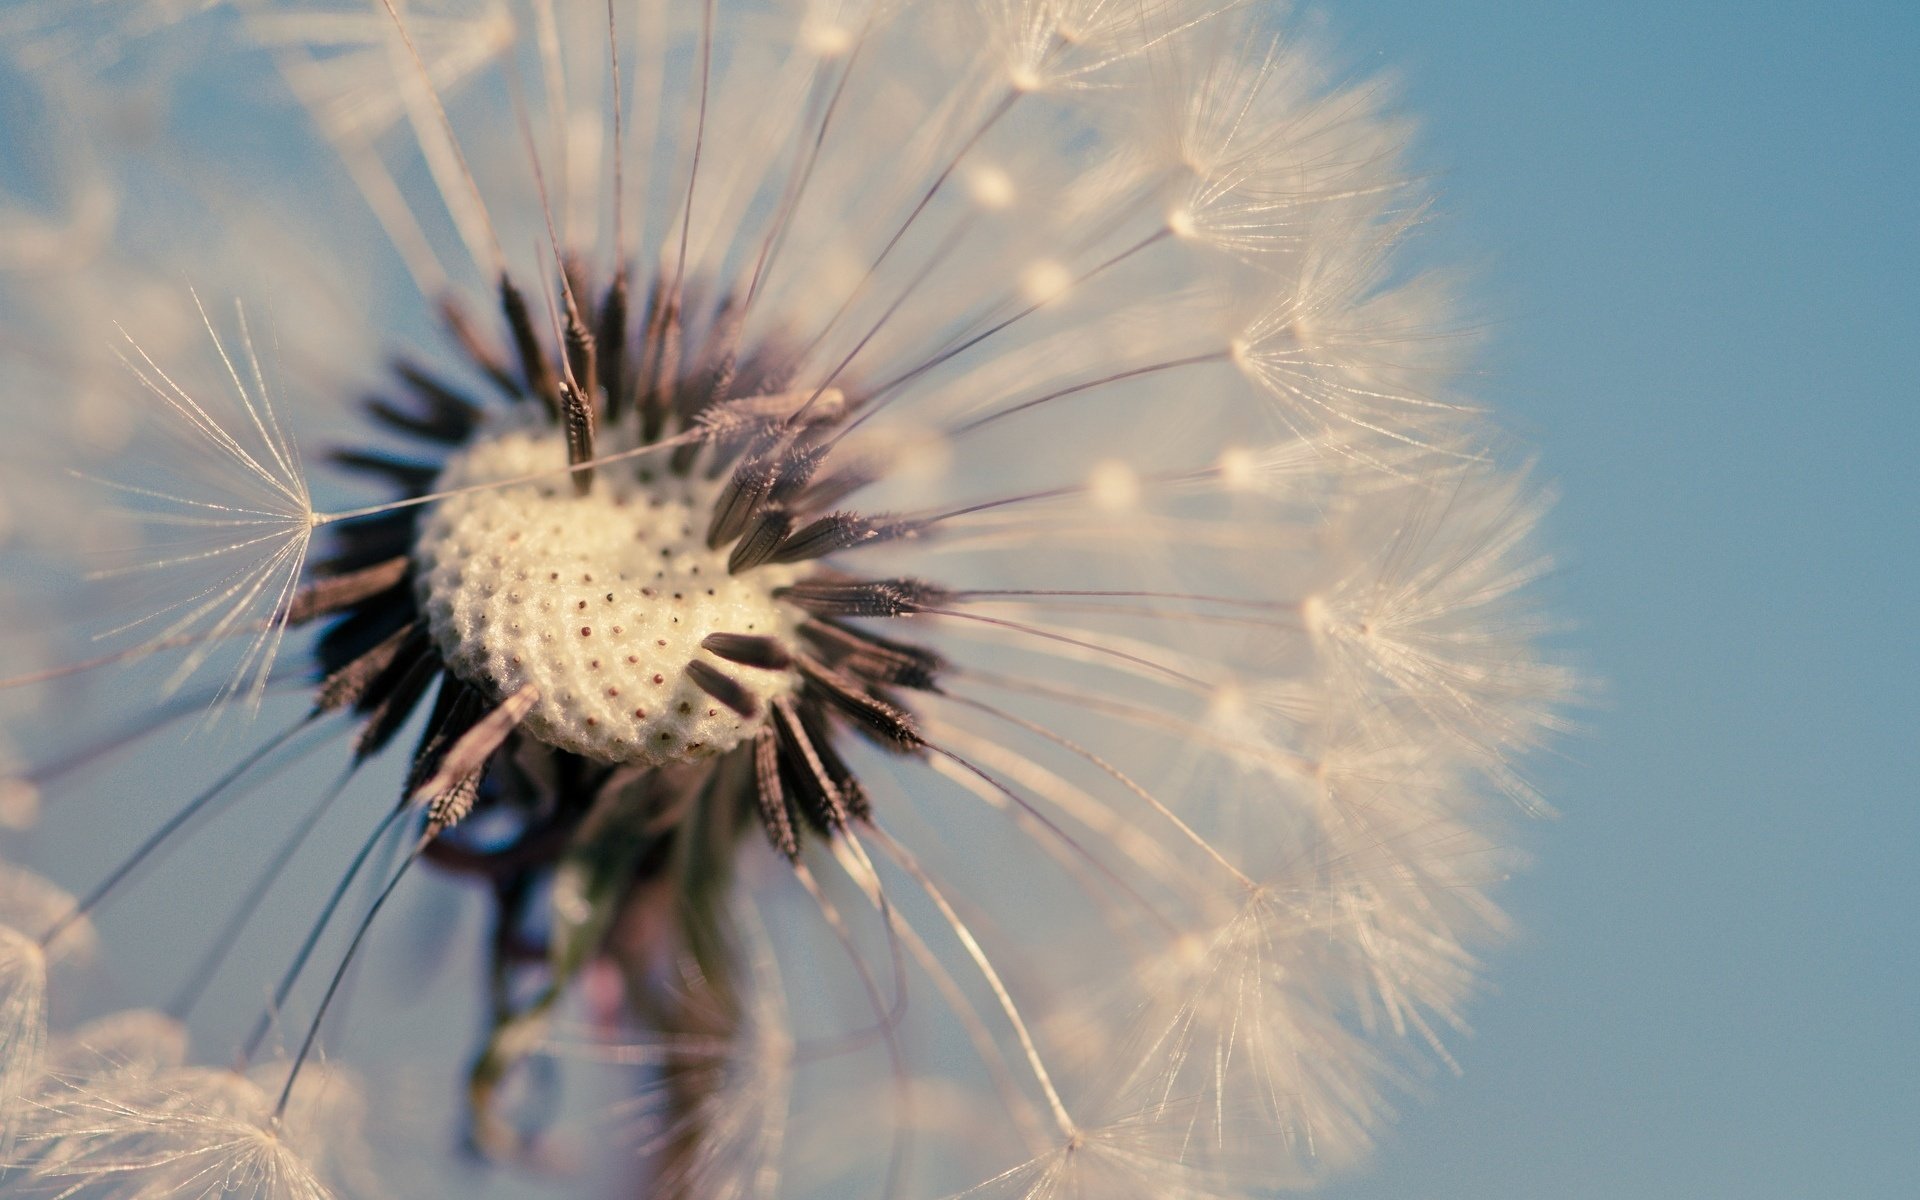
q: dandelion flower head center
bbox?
[413,418,802,766]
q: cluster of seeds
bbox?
[413,418,802,764]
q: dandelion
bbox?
[7,1052,371,1199]
[0,0,1570,1197]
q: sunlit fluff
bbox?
[0,0,1572,1197]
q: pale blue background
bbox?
[1320,5,1919,1197]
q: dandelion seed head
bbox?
[1305,472,1576,775]
[8,1060,363,1200]
[47,1011,191,1085]
[0,0,1575,1194]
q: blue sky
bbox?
[1319,5,1918,1196]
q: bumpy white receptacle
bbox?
[413,419,800,765]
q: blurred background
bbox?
[4,3,1916,1199]
[1323,4,1919,1197]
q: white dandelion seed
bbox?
[6,1061,365,1200]
[46,1010,193,1086]
[71,297,316,715]
[1300,470,1577,799]
[0,0,1573,1197]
